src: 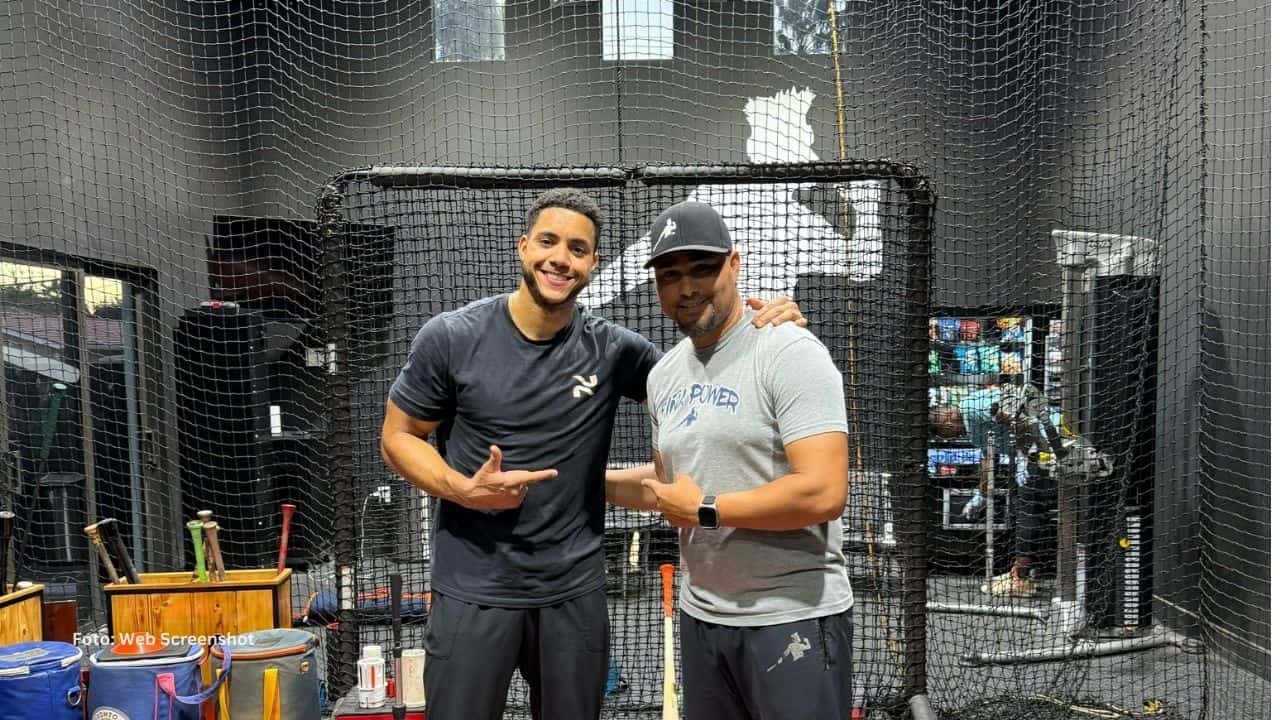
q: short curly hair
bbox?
[525,188,604,250]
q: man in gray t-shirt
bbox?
[610,200,853,720]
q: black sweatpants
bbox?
[423,588,610,720]
[1015,470,1055,576]
[679,609,853,720]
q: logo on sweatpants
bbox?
[765,632,812,672]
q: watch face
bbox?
[697,502,718,528]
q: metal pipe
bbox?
[961,629,1179,666]
[898,181,935,700]
[636,160,922,186]
[1052,231,1091,604]
[0,316,11,504]
[319,181,360,697]
[122,288,145,569]
[984,430,996,590]
[365,165,629,189]
[927,601,1047,622]
[71,270,102,618]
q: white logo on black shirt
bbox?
[572,374,598,399]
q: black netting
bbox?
[316,163,932,713]
[0,0,1266,718]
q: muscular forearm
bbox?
[606,463,658,510]
[380,430,470,503]
[716,472,846,531]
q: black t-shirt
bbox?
[389,294,661,606]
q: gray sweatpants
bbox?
[679,609,853,720]
[422,589,610,720]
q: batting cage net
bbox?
[315,162,932,715]
[0,0,1267,719]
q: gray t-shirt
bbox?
[647,311,853,626]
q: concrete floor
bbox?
[281,560,1268,720]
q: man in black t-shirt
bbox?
[381,188,803,720]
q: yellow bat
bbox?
[660,563,678,720]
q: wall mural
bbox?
[581,87,884,310]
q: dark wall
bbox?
[245,2,1265,681]
[237,2,1075,303]
[225,0,1066,311]
[0,0,257,563]
[0,0,1267,679]
[1197,0,1269,679]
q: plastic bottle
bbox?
[357,644,387,708]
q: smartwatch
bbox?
[697,495,719,529]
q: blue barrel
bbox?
[87,641,228,720]
[0,641,83,720]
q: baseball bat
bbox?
[196,510,213,568]
[101,518,142,584]
[83,521,122,584]
[190,512,211,581]
[204,521,227,582]
[391,572,405,720]
[187,520,208,582]
[0,511,14,594]
[276,503,296,575]
[660,563,677,720]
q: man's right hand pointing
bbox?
[452,445,557,511]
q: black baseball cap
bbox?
[643,201,733,268]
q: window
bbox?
[1,256,155,570]
[774,0,847,56]
[435,0,506,62]
[603,0,673,62]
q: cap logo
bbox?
[657,217,678,243]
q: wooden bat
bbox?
[187,520,208,582]
[276,503,296,574]
[660,563,677,720]
[203,521,226,582]
[100,518,141,584]
[0,511,14,593]
[83,521,121,584]
[391,573,405,720]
